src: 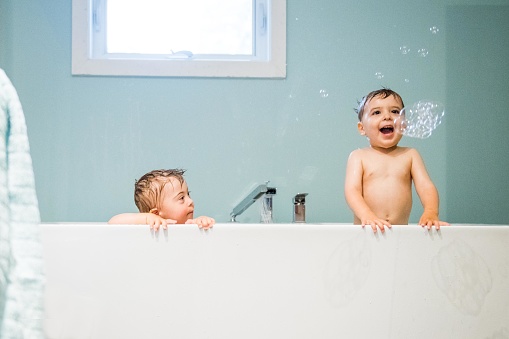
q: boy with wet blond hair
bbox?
[109,169,215,230]
[344,88,448,233]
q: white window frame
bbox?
[72,0,286,78]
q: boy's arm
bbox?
[344,151,391,232]
[108,213,147,224]
[410,149,449,230]
[108,213,177,231]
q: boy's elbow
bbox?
[416,180,437,194]
[108,214,125,224]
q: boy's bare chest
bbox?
[362,154,412,180]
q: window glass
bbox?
[107,0,253,55]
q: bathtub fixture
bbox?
[260,187,277,223]
[40,223,509,339]
[230,183,276,222]
[293,193,308,223]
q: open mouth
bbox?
[380,126,394,134]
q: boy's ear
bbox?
[149,208,159,215]
[357,122,366,136]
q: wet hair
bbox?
[134,169,186,213]
[354,88,404,121]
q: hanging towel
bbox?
[0,69,44,339]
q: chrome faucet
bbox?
[230,183,276,222]
[293,193,308,223]
[260,187,277,223]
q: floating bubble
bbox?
[429,26,440,34]
[375,72,384,80]
[418,48,429,57]
[319,89,329,98]
[394,101,445,139]
[400,46,410,55]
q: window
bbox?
[72,0,286,78]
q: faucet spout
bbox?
[260,187,277,223]
[230,184,268,222]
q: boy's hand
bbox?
[361,217,392,233]
[145,213,176,231]
[186,216,215,230]
[419,212,450,230]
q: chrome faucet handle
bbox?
[293,193,308,204]
[293,193,308,223]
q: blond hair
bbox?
[134,169,186,212]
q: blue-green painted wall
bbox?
[1,0,508,223]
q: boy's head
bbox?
[355,88,405,149]
[355,88,404,121]
[134,169,194,223]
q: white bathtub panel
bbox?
[40,224,509,339]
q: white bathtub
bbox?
[41,223,509,339]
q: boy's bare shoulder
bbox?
[348,148,369,162]
[349,147,371,156]
[400,146,420,155]
[396,147,425,164]
[392,146,420,155]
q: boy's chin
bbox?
[370,138,400,148]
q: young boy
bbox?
[344,88,449,233]
[108,169,215,231]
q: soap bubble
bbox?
[375,72,384,80]
[429,26,440,34]
[400,46,410,55]
[418,48,429,57]
[395,101,445,139]
[319,89,329,98]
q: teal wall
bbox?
[446,5,509,223]
[1,0,508,224]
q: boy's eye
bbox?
[372,110,380,115]
[392,109,401,114]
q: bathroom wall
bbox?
[445,5,509,223]
[0,0,508,223]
